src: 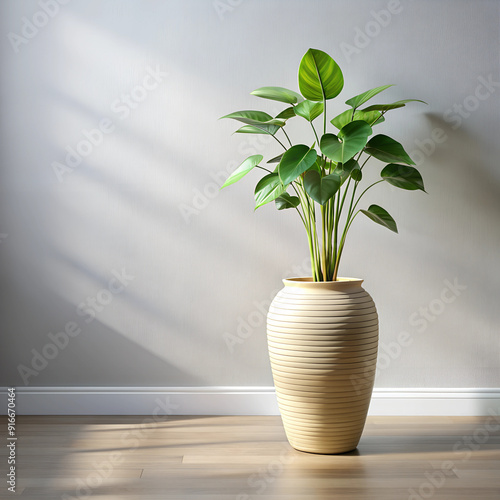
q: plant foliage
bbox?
[221,48,426,281]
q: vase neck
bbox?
[282,277,364,292]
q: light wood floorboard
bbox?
[1,415,499,499]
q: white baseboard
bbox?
[368,388,500,416]
[0,387,499,416]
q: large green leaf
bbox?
[381,164,425,191]
[320,135,342,162]
[278,144,317,185]
[234,124,280,135]
[254,173,286,209]
[361,205,398,233]
[320,121,372,163]
[251,86,303,104]
[331,109,385,130]
[222,155,263,188]
[333,158,359,185]
[362,99,427,112]
[298,48,344,101]
[275,192,300,210]
[304,171,341,205]
[365,134,415,165]
[221,110,285,127]
[345,84,394,109]
[294,100,324,122]
[221,109,271,122]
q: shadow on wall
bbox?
[421,112,500,378]
[424,112,500,300]
[2,1,499,393]
[368,110,500,388]
[0,270,201,387]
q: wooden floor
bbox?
[1,415,499,499]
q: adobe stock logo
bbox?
[340,0,403,63]
[7,0,70,54]
[61,396,179,500]
[51,65,167,183]
[349,278,467,396]
[213,0,244,21]
[408,408,500,500]
[407,73,500,167]
[17,268,134,385]
[179,133,272,224]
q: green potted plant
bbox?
[221,48,426,454]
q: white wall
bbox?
[0,0,499,398]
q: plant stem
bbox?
[333,210,360,280]
[310,122,319,145]
[290,183,307,226]
[333,191,340,273]
[323,98,327,136]
[326,197,333,274]
[271,134,288,151]
[359,155,371,170]
[295,182,319,281]
[282,128,293,148]
[320,204,328,281]
[293,205,306,227]
[306,191,321,280]
[255,165,273,174]
[332,179,385,280]
[350,179,385,215]
[330,150,379,279]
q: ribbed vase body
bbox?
[267,277,378,454]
